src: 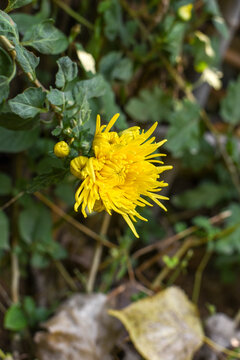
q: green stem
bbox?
[52,0,94,30]
[192,251,212,304]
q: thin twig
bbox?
[51,0,94,30]
[0,192,24,211]
[151,221,240,290]
[34,192,116,249]
[192,250,212,304]
[11,250,19,303]
[133,210,231,259]
[86,213,111,293]
[204,336,240,359]
[0,283,11,306]
[54,260,78,292]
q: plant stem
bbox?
[54,260,78,292]
[86,213,111,293]
[52,0,94,30]
[0,191,24,211]
[133,210,231,259]
[204,336,240,359]
[192,250,212,304]
[34,191,116,249]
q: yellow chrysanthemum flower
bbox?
[70,114,172,237]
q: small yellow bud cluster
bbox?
[54,141,70,158]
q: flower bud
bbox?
[54,141,70,158]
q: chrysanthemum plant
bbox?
[0,1,172,238]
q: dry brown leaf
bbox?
[35,293,121,360]
[109,286,204,360]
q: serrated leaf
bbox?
[5,0,33,12]
[109,287,204,360]
[0,10,19,40]
[0,211,9,250]
[0,172,12,195]
[0,125,39,153]
[55,56,78,89]
[173,181,233,210]
[14,43,39,80]
[220,76,240,125]
[125,87,172,123]
[23,19,68,55]
[166,99,200,157]
[4,303,28,331]
[9,87,46,119]
[27,167,68,193]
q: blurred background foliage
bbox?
[0,0,240,358]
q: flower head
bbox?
[54,141,70,158]
[70,114,172,237]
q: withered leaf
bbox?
[109,286,204,360]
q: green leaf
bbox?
[73,75,106,101]
[27,167,68,193]
[125,87,172,123]
[173,181,233,210]
[213,16,229,38]
[0,47,15,103]
[23,19,68,55]
[0,46,14,77]
[4,303,28,331]
[5,0,33,12]
[0,10,19,40]
[220,76,240,125]
[0,110,39,130]
[0,125,39,153]
[54,183,74,206]
[215,204,240,255]
[55,56,78,89]
[163,20,186,63]
[0,76,10,103]
[14,43,39,80]
[166,99,200,157]
[98,80,127,130]
[47,88,65,106]
[19,202,52,244]
[103,0,123,41]
[0,211,9,250]
[12,0,51,34]
[99,51,133,82]
[0,172,12,195]
[9,87,46,119]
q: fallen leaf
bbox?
[109,286,204,360]
[35,293,121,360]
